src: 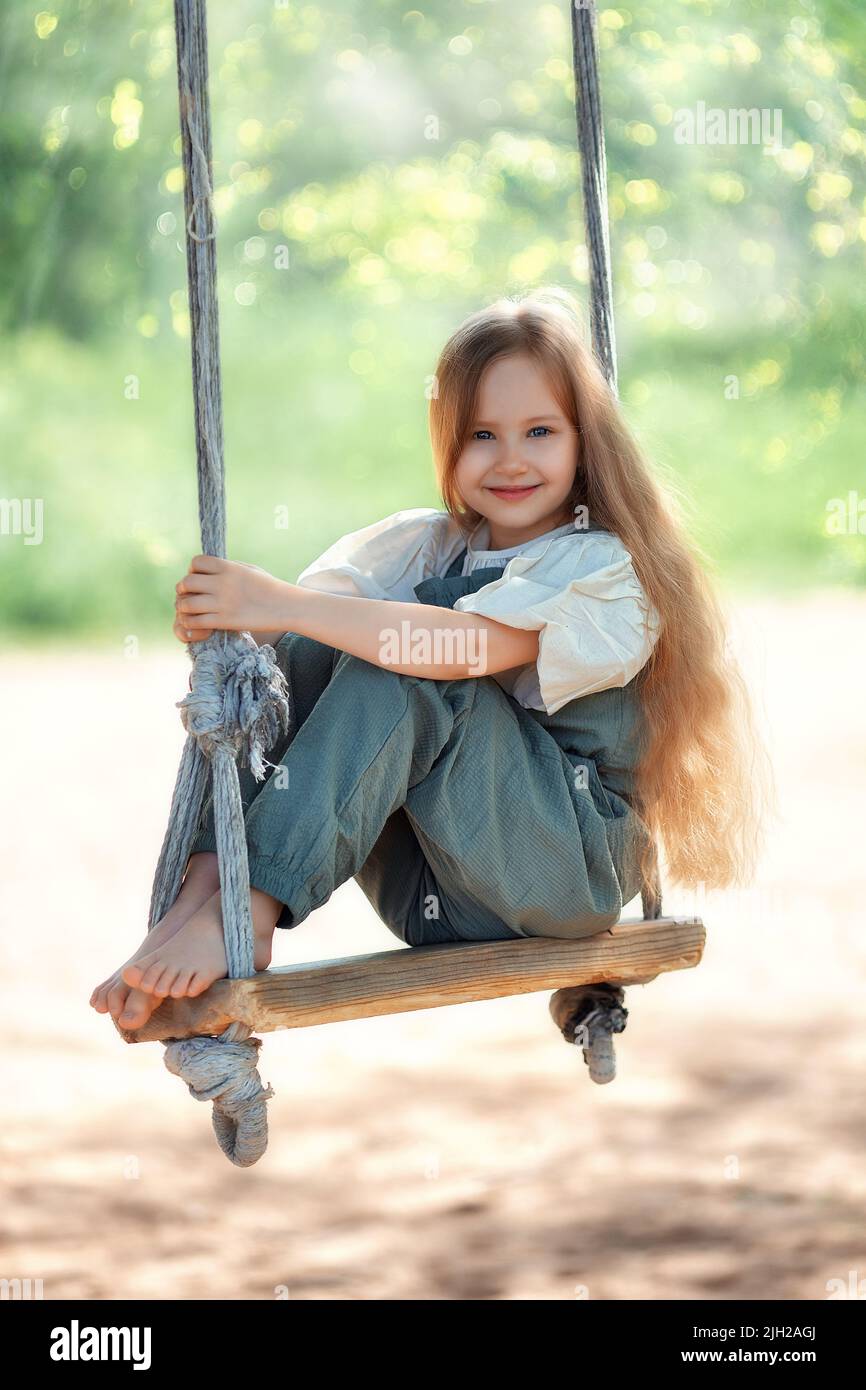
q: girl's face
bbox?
[453,352,579,549]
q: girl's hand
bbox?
[174,556,284,643]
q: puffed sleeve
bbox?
[296,508,465,601]
[452,532,661,714]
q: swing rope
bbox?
[146,0,290,1167]
[545,3,663,1083]
[571,0,663,923]
[571,0,618,400]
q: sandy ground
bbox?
[1,593,864,1302]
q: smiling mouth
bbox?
[485,484,541,500]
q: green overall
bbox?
[188,544,653,946]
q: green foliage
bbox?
[1,0,864,640]
[2,1,865,338]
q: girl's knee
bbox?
[334,652,438,694]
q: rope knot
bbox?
[178,632,290,779]
[163,1032,275,1168]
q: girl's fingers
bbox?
[173,617,214,643]
[177,556,224,592]
[176,593,216,615]
[176,573,213,595]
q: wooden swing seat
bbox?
[115,915,705,1045]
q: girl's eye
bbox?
[472,426,553,440]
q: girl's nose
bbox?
[496,441,530,472]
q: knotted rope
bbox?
[144,0,290,1167]
[553,3,662,1082]
[548,984,628,1083]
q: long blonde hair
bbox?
[428,286,770,891]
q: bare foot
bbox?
[118,887,280,1028]
[90,852,221,1024]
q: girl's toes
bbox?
[118,989,156,1029]
[137,958,168,994]
[106,981,131,1020]
[150,966,179,998]
[90,982,110,1011]
[121,960,146,989]
[168,970,195,999]
[187,972,209,998]
[91,974,121,1010]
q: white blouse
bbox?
[295,507,661,715]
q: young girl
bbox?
[91,287,763,1032]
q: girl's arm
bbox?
[176,558,539,680]
[281,584,539,679]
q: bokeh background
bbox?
[1,0,864,1301]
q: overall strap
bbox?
[444,547,468,579]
